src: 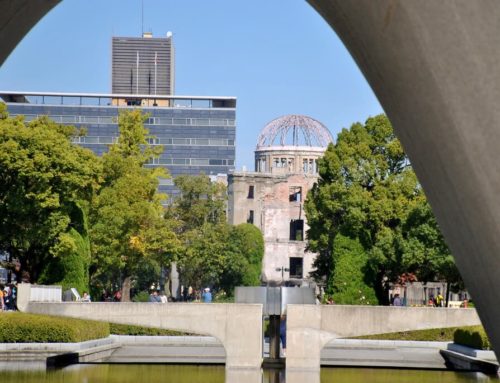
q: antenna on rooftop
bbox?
[141,0,144,36]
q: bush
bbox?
[110,323,188,336]
[0,313,109,343]
[454,326,491,350]
[355,326,461,341]
[132,291,150,302]
[326,234,378,305]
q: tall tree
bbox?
[167,174,264,295]
[89,110,178,301]
[305,114,460,303]
[0,103,101,289]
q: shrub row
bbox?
[354,325,492,349]
[454,326,491,350]
[0,313,109,343]
[110,323,188,336]
[354,326,460,341]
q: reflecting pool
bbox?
[0,365,496,383]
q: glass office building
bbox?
[1,91,236,201]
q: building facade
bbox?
[112,33,175,96]
[1,91,236,200]
[228,115,333,285]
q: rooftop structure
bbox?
[256,114,333,149]
[112,33,175,96]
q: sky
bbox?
[0,0,383,169]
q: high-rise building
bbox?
[112,32,175,97]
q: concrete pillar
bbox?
[285,305,334,371]
[309,0,500,360]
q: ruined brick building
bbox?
[228,115,333,285]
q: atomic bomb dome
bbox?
[254,114,333,174]
[256,114,334,149]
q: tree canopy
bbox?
[305,114,462,303]
[0,103,101,290]
[167,174,264,295]
[89,110,180,301]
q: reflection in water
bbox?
[0,365,495,383]
[320,368,496,383]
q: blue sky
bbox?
[0,0,383,169]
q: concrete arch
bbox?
[17,284,262,369]
[5,0,500,367]
[0,0,61,66]
[307,0,500,362]
[286,304,481,371]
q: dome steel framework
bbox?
[256,114,333,149]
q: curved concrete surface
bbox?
[18,282,262,369]
[0,0,61,66]
[24,301,262,369]
[309,0,500,361]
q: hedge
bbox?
[0,313,109,343]
[454,326,491,350]
[354,326,460,342]
[110,323,189,336]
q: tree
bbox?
[167,175,264,295]
[305,114,460,303]
[325,234,377,305]
[89,110,179,301]
[0,103,101,289]
[230,223,264,286]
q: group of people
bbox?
[148,290,169,303]
[149,287,213,303]
[0,284,16,311]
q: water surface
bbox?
[0,364,496,383]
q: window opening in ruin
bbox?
[248,185,254,199]
[247,210,254,224]
[289,186,302,202]
[289,219,304,241]
[289,257,303,279]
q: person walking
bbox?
[202,288,212,303]
[280,315,287,357]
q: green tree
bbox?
[230,223,264,286]
[325,234,377,305]
[89,110,179,301]
[0,103,101,288]
[168,175,263,295]
[305,114,459,303]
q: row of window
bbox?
[18,114,236,127]
[146,158,235,166]
[247,185,303,202]
[71,136,235,146]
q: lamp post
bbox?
[275,266,289,284]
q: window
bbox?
[289,258,303,279]
[172,138,190,145]
[190,158,209,165]
[289,187,302,202]
[289,219,304,241]
[209,159,224,165]
[248,185,254,199]
[247,210,254,224]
